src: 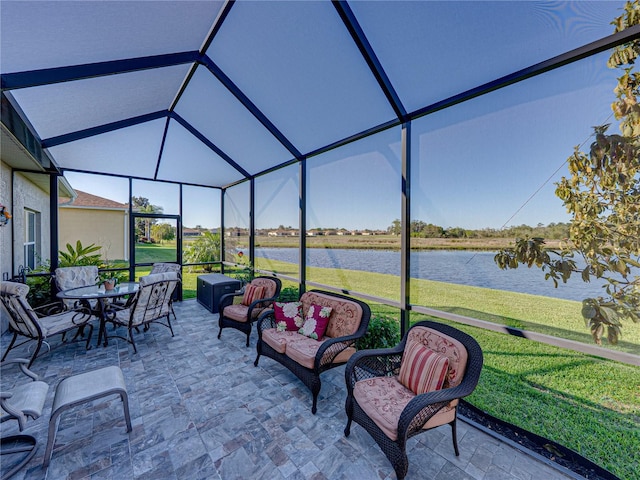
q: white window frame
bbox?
[24,209,39,270]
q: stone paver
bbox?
[1,300,580,480]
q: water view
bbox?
[256,247,609,302]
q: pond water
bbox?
[256,247,609,302]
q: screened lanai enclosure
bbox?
[2,2,640,479]
[2,1,639,354]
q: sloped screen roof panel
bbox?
[349,1,626,113]
[207,0,397,155]
[156,121,245,187]
[9,65,191,140]
[47,119,166,179]
[0,0,223,73]
[174,65,294,174]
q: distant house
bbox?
[183,227,202,237]
[58,190,129,261]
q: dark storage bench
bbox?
[197,274,242,313]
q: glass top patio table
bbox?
[57,282,139,347]
[56,282,139,300]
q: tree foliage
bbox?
[183,231,220,272]
[495,1,640,345]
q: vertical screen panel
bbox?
[306,127,402,299]
[223,181,250,265]
[182,185,222,274]
[409,50,618,328]
[60,172,130,266]
[255,164,300,280]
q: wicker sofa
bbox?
[254,290,371,414]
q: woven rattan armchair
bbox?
[344,320,483,480]
[255,290,371,414]
[217,276,282,347]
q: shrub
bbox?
[357,315,400,350]
[278,286,300,302]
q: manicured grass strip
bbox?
[410,317,640,480]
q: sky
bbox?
[54,1,627,232]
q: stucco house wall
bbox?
[58,207,128,261]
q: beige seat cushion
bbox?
[353,376,457,441]
[285,336,355,369]
[223,304,264,322]
[262,329,300,353]
[261,329,355,368]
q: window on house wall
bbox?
[24,209,39,270]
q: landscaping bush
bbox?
[278,285,299,302]
[357,314,400,350]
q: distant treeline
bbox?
[387,220,570,240]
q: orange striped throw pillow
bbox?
[242,284,265,306]
[398,339,449,395]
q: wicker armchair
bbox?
[0,282,94,367]
[217,276,282,347]
[255,290,371,414]
[344,320,483,480]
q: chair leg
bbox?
[28,339,43,368]
[128,327,138,354]
[311,379,321,415]
[245,331,250,347]
[1,333,18,362]
[166,314,174,337]
[450,417,460,456]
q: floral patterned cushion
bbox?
[398,339,449,395]
[298,304,332,340]
[262,329,303,354]
[406,327,468,389]
[353,376,457,441]
[250,277,278,299]
[274,301,303,332]
[300,291,363,338]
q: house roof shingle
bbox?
[60,190,127,210]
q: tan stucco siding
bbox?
[59,208,128,261]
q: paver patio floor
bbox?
[1,299,579,480]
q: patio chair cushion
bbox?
[300,291,363,338]
[298,304,332,340]
[353,376,457,441]
[274,301,303,332]
[406,327,469,389]
[250,277,279,299]
[261,329,299,354]
[398,339,449,395]
[285,336,355,369]
[242,284,265,306]
[223,303,265,323]
[0,282,40,337]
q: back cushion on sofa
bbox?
[300,292,363,338]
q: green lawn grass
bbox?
[144,250,640,478]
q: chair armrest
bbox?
[315,332,367,369]
[247,295,277,321]
[0,358,40,381]
[256,309,276,333]
[344,346,404,390]
[397,383,473,441]
[34,301,65,317]
[218,292,242,312]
